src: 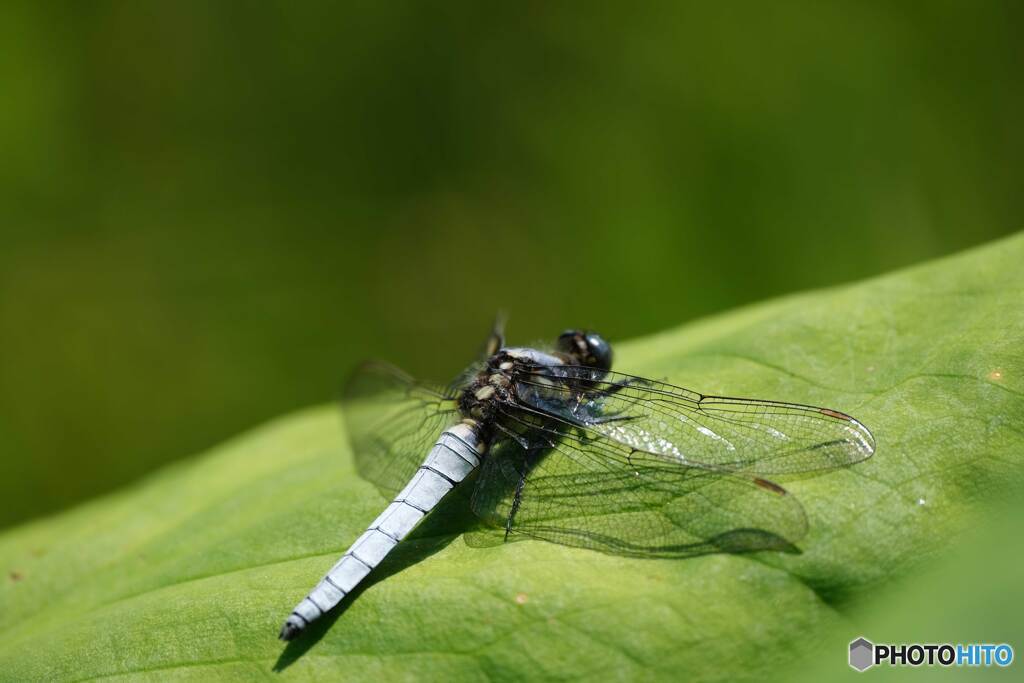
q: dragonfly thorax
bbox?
[457,335,612,425]
[458,351,518,423]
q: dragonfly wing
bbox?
[469,407,807,558]
[514,365,875,475]
[343,360,459,497]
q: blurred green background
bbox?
[1,0,1021,530]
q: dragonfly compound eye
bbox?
[584,332,613,371]
[557,329,613,370]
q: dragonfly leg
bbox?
[587,414,637,424]
[483,312,507,358]
[599,376,648,396]
[573,414,638,439]
[492,420,531,450]
[504,456,530,541]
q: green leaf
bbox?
[2,233,1022,682]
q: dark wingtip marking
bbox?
[819,408,853,421]
[754,477,788,496]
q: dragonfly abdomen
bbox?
[279,421,485,641]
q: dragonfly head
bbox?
[557,330,613,371]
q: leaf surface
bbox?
[2,234,1022,681]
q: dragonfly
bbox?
[279,325,875,640]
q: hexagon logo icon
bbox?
[849,637,874,671]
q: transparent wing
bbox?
[469,406,807,558]
[342,361,459,497]
[513,365,875,475]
